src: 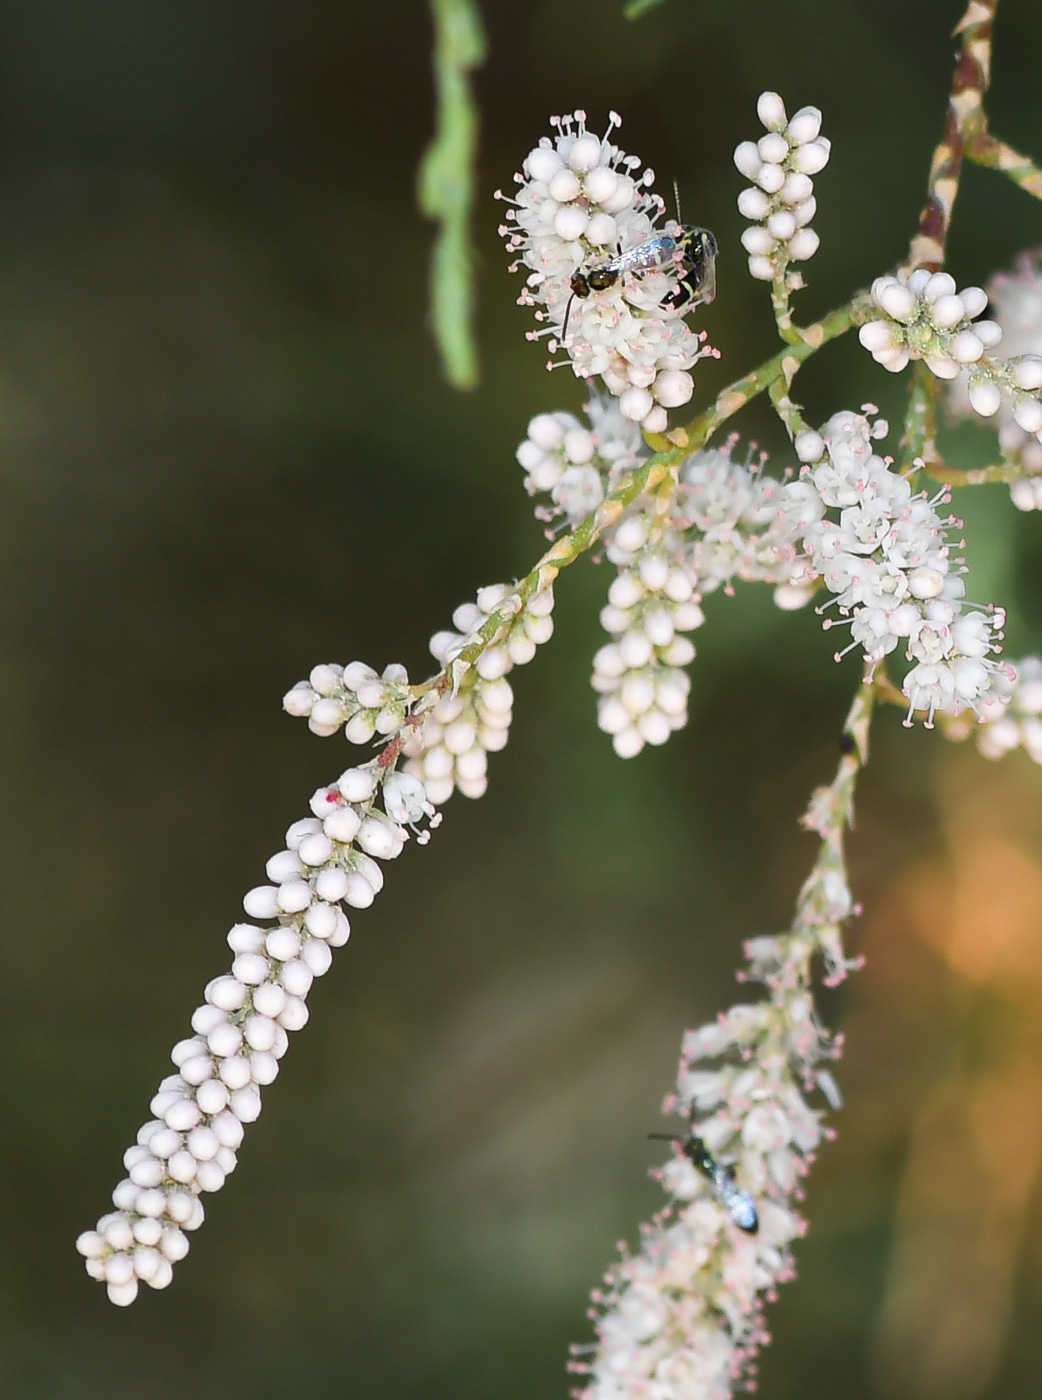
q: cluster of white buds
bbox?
[283,662,411,742]
[593,522,704,758]
[402,675,512,803]
[734,92,829,283]
[946,250,1042,496]
[987,252,1042,476]
[941,654,1042,763]
[515,394,645,526]
[859,270,1005,382]
[77,763,433,1304]
[793,410,1006,724]
[864,272,1042,466]
[499,111,714,430]
[401,582,554,802]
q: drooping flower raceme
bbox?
[733,91,829,284]
[576,986,827,1400]
[793,410,1007,724]
[592,444,806,757]
[574,694,863,1400]
[499,110,715,431]
[78,570,557,1303]
[593,534,704,759]
[76,761,428,1304]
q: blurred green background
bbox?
[2,0,1042,1396]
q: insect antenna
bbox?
[673,178,683,224]
[562,291,578,347]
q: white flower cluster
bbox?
[677,448,805,602]
[734,92,829,283]
[942,654,1042,763]
[76,764,432,1304]
[283,662,411,741]
[402,581,554,802]
[575,710,864,1400]
[593,527,703,758]
[864,270,1042,481]
[796,410,1006,723]
[500,110,711,431]
[515,394,645,526]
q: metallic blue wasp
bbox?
[649,1128,759,1234]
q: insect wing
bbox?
[682,228,718,306]
[597,235,677,281]
[623,235,678,274]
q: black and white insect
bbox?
[649,1128,759,1234]
[562,208,717,345]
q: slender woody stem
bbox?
[771,271,803,347]
[967,131,1042,200]
[905,0,997,272]
[898,361,941,477]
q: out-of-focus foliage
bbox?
[1,1,1042,1398]
[418,0,486,389]
[624,0,673,19]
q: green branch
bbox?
[898,360,939,477]
[647,291,873,455]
